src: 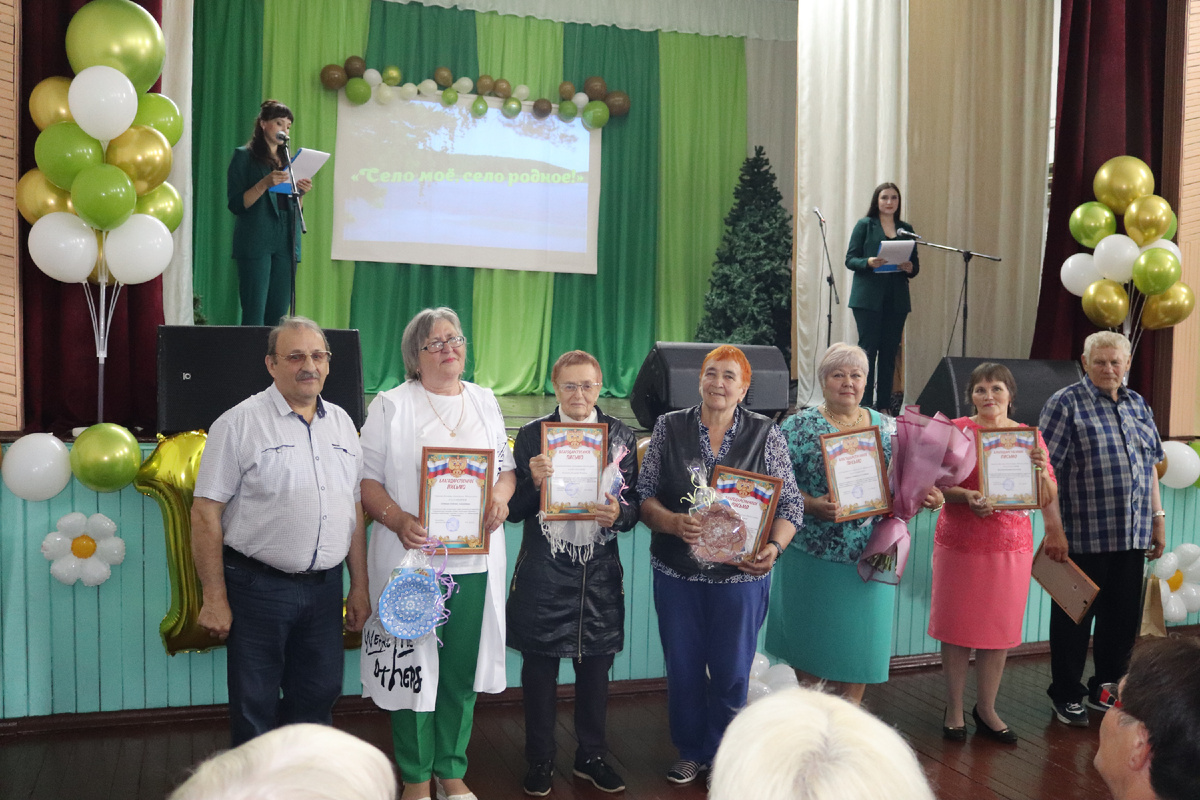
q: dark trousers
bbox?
[853,305,908,410]
[224,559,345,746]
[1047,549,1145,704]
[236,252,292,326]
[521,652,615,764]
[653,570,770,765]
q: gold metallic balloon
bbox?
[1124,194,1174,247]
[16,169,74,224]
[1141,281,1195,330]
[1081,279,1130,328]
[105,124,172,196]
[29,76,73,130]
[1093,155,1154,215]
[135,181,183,232]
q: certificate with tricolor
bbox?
[540,422,608,520]
[419,447,494,554]
[977,427,1040,510]
[819,426,891,522]
[711,466,783,562]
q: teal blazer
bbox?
[226,146,298,260]
[845,215,919,313]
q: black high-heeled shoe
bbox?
[973,704,1018,744]
[942,709,967,741]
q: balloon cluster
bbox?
[318,56,629,130]
[1060,156,1191,342]
[22,0,179,287]
[745,652,800,703]
[1153,543,1200,623]
[1,423,142,503]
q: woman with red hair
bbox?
[637,344,804,786]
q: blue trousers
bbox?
[224,560,345,746]
[652,569,770,764]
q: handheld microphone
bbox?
[813,207,826,224]
[276,131,290,144]
[898,229,922,240]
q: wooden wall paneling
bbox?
[0,0,19,431]
[1169,0,1199,436]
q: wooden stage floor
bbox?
[0,652,1114,800]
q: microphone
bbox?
[275,131,290,144]
[813,207,826,224]
[898,229,922,240]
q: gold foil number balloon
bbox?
[1081,279,1130,328]
[1141,281,1195,330]
[1093,155,1154,215]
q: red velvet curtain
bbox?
[20,0,165,436]
[1030,0,1167,403]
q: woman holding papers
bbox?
[845,182,919,412]
[226,100,312,326]
[931,363,1062,744]
[359,307,515,800]
[637,344,802,786]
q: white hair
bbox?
[817,342,870,386]
[169,724,397,800]
[709,687,935,800]
[1083,330,1131,362]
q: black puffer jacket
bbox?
[505,408,639,657]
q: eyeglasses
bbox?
[421,336,467,353]
[559,382,601,394]
[1098,682,1122,709]
[274,350,331,364]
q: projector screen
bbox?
[330,93,601,274]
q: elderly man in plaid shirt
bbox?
[1038,331,1166,728]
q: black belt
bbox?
[223,545,339,583]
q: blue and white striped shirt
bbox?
[1039,378,1163,554]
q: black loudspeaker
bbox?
[630,342,790,430]
[157,325,366,434]
[915,357,1084,428]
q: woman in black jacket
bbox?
[506,350,639,797]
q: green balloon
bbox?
[501,97,522,119]
[441,88,459,107]
[135,181,183,232]
[1132,248,1182,296]
[1166,211,1178,241]
[71,164,136,231]
[345,77,371,105]
[1069,201,1117,249]
[65,0,166,94]
[580,100,610,130]
[133,93,182,147]
[70,423,143,493]
[1191,442,1200,489]
[557,100,578,122]
[470,97,489,118]
[35,122,103,190]
[382,65,403,87]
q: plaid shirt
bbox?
[1039,377,1163,554]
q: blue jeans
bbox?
[224,559,345,746]
[652,570,770,764]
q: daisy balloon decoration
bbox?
[1154,542,1200,623]
[41,512,125,586]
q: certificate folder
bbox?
[1031,542,1099,624]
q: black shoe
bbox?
[573,757,625,793]
[524,760,554,796]
[972,705,1018,744]
[1050,698,1090,727]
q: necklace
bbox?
[424,383,466,437]
[821,404,863,430]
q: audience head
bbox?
[866,182,903,220]
[817,342,869,387]
[709,687,935,800]
[1094,637,1200,800]
[401,307,464,381]
[701,344,752,386]
[169,723,396,800]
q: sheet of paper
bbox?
[875,240,915,273]
[270,148,330,193]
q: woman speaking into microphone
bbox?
[226,100,311,326]
[845,182,919,412]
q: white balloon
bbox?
[68,65,138,141]
[1163,591,1188,623]
[1179,583,1200,614]
[452,77,474,94]
[763,663,799,689]
[1093,234,1140,283]
[572,92,590,109]
[1060,253,1102,297]
[1159,441,1200,489]
[1183,559,1200,584]
[1141,239,1182,264]
[363,68,382,87]
[745,678,772,704]
[28,212,99,283]
[513,84,530,101]
[88,512,117,539]
[1154,551,1181,580]
[80,558,112,587]
[418,79,439,96]
[41,531,72,560]
[398,83,418,101]
[105,213,174,285]
[50,555,83,585]
[749,652,770,679]
[96,536,126,566]
[373,84,395,105]
[58,511,88,537]
[1174,542,1200,568]
[2,433,72,501]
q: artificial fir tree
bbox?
[695,146,793,363]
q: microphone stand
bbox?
[903,235,1000,357]
[814,212,840,349]
[278,136,307,316]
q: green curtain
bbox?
[655,32,747,342]
[469,12,563,394]
[260,0,370,330]
[191,0,265,325]
[350,0,480,392]
[554,24,659,397]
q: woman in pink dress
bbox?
[930,363,1063,744]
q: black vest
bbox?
[650,406,773,580]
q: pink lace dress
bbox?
[928,418,1056,649]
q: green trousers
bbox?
[390,572,487,783]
